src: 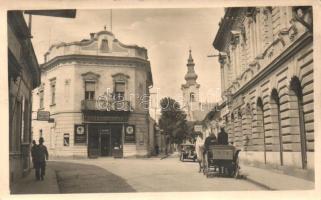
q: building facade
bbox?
[213,7,313,173]
[8,11,41,184]
[32,29,154,158]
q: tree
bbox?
[158,97,189,152]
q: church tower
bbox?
[181,49,200,121]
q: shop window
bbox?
[85,81,95,100]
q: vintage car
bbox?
[179,144,197,162]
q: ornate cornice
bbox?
[41,54,150,71]
[232,31,312,99]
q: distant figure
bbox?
[217,127,229,145]
[31,140,37,169]
[203,131,218,172]
[155,144,159,155]
[195,132,204,172]
[34,137,49,181]
[204,131,217,151]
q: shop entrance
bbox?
[88,124,123,158]
[99,129,111,156]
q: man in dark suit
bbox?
[217,127,228,145]
[34,137,49,181]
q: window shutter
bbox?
[85,82,95,91]
[115,82,125,92]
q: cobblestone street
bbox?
[50,156,264,193]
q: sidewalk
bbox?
[240,164,314,190]
[11,162,60,194]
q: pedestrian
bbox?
[34,137,49,181]
[195,132,204,173]
[155,144,159,155]
[203,131,218,172]
[31,140,37,169]
[217,126,228,145]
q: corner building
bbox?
[213,7,313,173]
[32,30,153,158]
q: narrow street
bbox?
[50,156,265,193]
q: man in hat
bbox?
[217,124,228,145]
[34,137,49,181]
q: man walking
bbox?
[31,140,37,169]
[34,137,49,181]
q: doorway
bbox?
[99,129,112,156]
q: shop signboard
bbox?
[125,125,135,143]
[74,124,86,144]
[37,111,50,121]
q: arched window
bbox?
[190,92,195,102]
[290,77,307,169]
[257,97,266,164]
[271,89,283,166]
[100,39,109,52]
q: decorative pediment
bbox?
[81,72,100,81]
[112,73,130,82]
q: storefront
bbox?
[83,111,136,158]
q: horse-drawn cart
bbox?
[203,145,241,178]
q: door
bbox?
[100,129,111,156]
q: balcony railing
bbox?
[81,99,131,112]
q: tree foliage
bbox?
[158,97,189,144]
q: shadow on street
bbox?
[50,161,136,193]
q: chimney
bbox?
[90,33,95,39]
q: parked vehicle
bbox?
[179,144,197,162]
[203,145,241,178]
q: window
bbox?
[100,39,109,52]
[190,92,195,102]
[115,82,125,101]
[50,79,56,105]
[85,81,95,100]
[39,88,44,109]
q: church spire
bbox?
[184,49,198,85]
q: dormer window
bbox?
[100,39,109,52]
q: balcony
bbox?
[81,99,131,112]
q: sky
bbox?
[28,8,225,117]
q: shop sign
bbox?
[84,114,128,122]
[125,125,135,143]
[74,124,86,144]
[37,111,50,121]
